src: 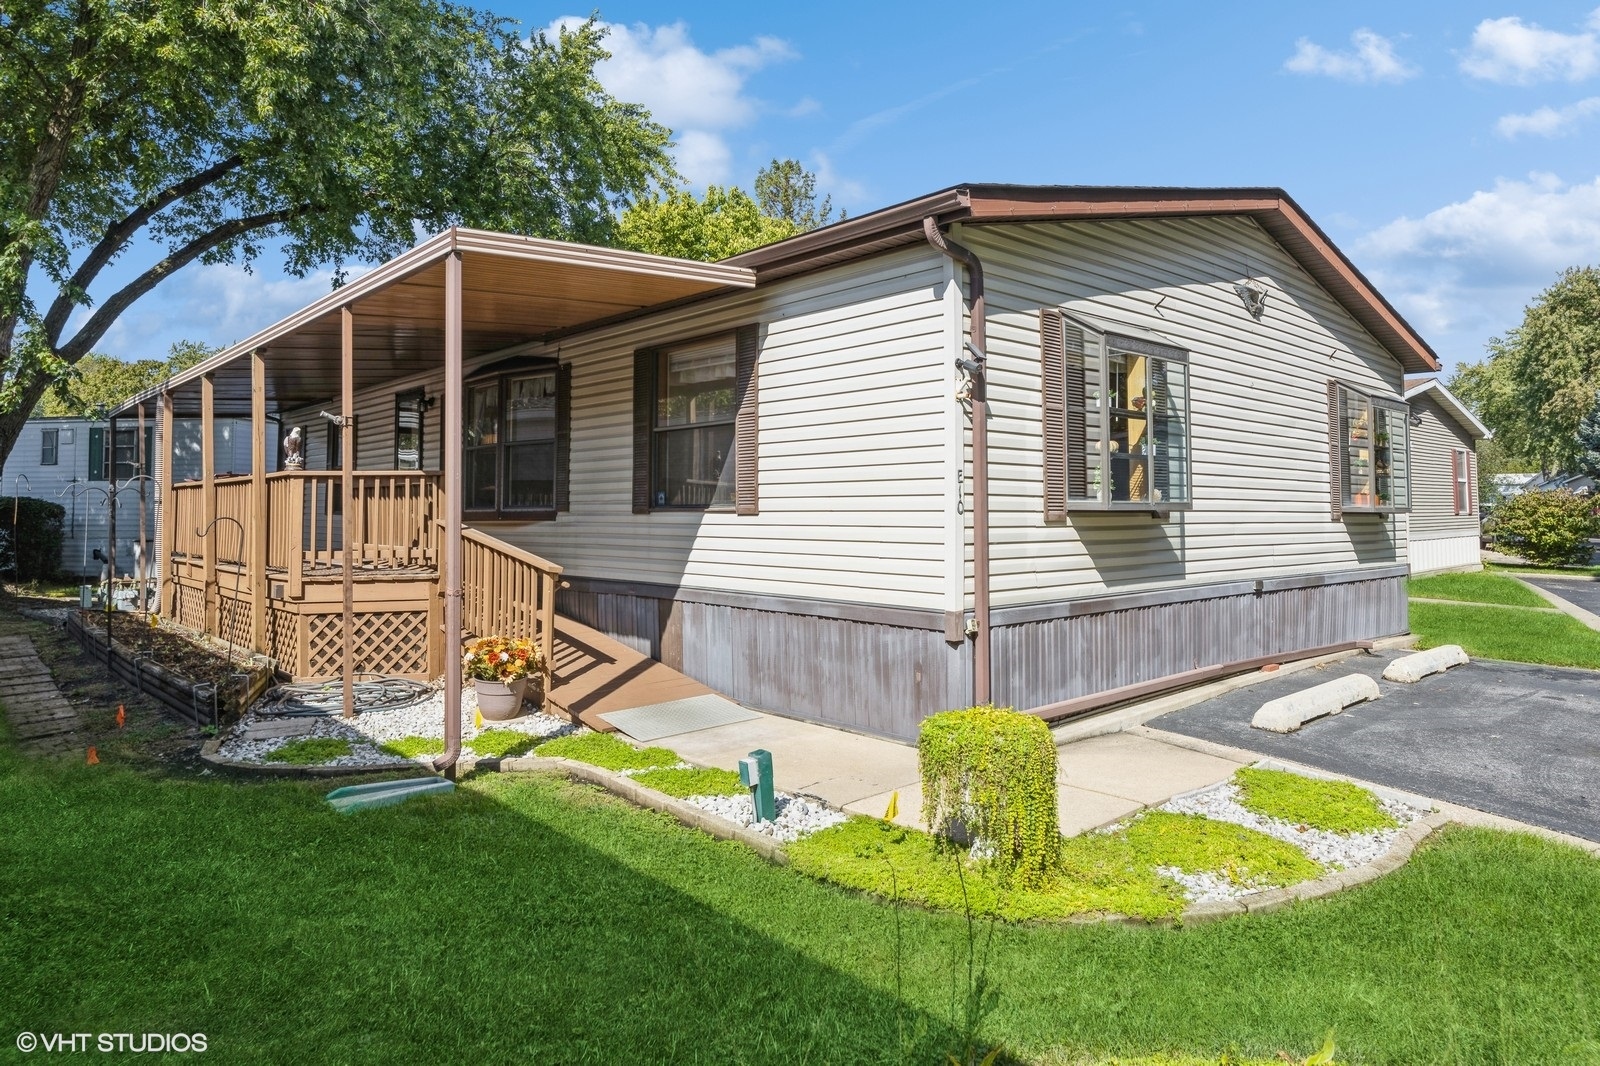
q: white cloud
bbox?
[1354,174,1600,360]
[1497,96,1600,137]
[1284,29,1417,83]
[550,17,795,186]
[1460,11,1600,84]
[808,151,866,208]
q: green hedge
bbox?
[919,705,1060,886]
[0,497,65,580]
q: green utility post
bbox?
[739,749,776,823]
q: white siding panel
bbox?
[1411,534,1482,574]
[960,216,1411,608]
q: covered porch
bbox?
[116,228,754,739]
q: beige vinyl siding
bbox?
[957,215,1410,608]
[282,246,953,612]
[1408,392,1479,538]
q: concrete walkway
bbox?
[0,634,81,757]
[631,706,1248,837]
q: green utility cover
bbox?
[326,777,454,814]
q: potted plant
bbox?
[462,635,543,720]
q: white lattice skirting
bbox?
[1411,533,1483,575]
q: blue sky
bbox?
[86,2,1600,377]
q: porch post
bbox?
[250,349,269,655]
[201,372,216,634]
[106,414,118,586]
[437,248,464,777]
[159,390,177,619]
[341,306,355,718]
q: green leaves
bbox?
[618,185,800,262]
[1486,488,1600,566]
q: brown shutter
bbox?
[1327,380,1344,519]
[734,323,759,516]
[1040,310,1067,521]
[1449,449,1461,514]
[632,350,656,514]
[1063,322,1087,500]
[1467,450,1476,515]
[555,363,572,513]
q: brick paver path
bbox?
[0,634,81,756]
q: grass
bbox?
[465,728,539,759]
[1233,767,1398,834]
[377,735,444,759]
[4,730,1600,1063]
[788,812,1321,923]
[1410,600,1600,669]
[263,737,351,764]
[1407,571,1552,608]
[533,730,678,771]
[1487,561,1600,578]
[631,766,745,798]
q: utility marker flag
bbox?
[884,791,899,821]
[116,705,126,728]
[86,747,99,765]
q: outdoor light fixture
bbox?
[1234,278,1268,320]
[1408,411,1424,428]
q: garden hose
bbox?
[254,675,435,717]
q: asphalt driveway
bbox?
[1147,650,1600,843]
[1521,574,1600,617]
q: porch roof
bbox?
[116,228,755,418]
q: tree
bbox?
[1575,396,1600,479]
[36,341,213,417]
[754,159,839,231]
[618,186,800,262]
[1450,267,1600,471]
[0,5,673,474]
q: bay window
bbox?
[1328,382,1410,515]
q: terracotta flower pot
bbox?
[473,677,529,720]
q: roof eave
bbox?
[1404,379,1490,439]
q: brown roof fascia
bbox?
[727,184,1440,374]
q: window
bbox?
[1452,447,1472,515]
[462,361,569,519]
[326,421,343,470]
[1328,382,1410,515]
[394,392,426,470]
[633,325,760,515]
[88,426,154,482]
[40,428,58,467]
[1040,309,1191,515]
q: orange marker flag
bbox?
[115,705,126,728]
[86,747,99,765]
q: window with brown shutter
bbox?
[1040,309,1190,514]
[634,326,759,513]
[1329,380,1411,516]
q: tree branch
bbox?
[41,153,247,346]
[55,204,318,365]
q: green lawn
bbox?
[1409,601,1600,670]
[1407,571,1552,608]
[4,733,1600,1063]
[1486,561,1600,579]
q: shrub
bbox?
[1487,489,1599,566]
[919,705,1060,885]
[0,496,65,580]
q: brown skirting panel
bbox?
[558,570,1408,742]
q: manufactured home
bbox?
[1402,377,1487,574]
[114,185,1440,742]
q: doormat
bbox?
[598,694,761,742]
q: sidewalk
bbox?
[643,707,1247,837]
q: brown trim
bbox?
[1029,640,1375,724]
[734,323,759,516]
[1328,379,1344,520]
[727,185,1439,374]
[1039,309,1067,522]
[631,349,656,514]
[555,363,572,513]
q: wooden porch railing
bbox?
[264,471,440,573]
[461,526,562,693]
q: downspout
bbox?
[923,217,991,706]
[433,244,464,777]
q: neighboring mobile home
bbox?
[0,415,258,580]
[1402,377,1488,574]
[116,185,1440,742]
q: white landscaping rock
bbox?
[1251,673,1380,733]
[1382,645,1469,683]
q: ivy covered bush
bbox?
[918,705,1060,885]
[1487,488,1599,566]
[0,497,65,580]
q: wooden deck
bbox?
[545,615,713,731]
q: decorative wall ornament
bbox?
[1234,278,1268,320]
